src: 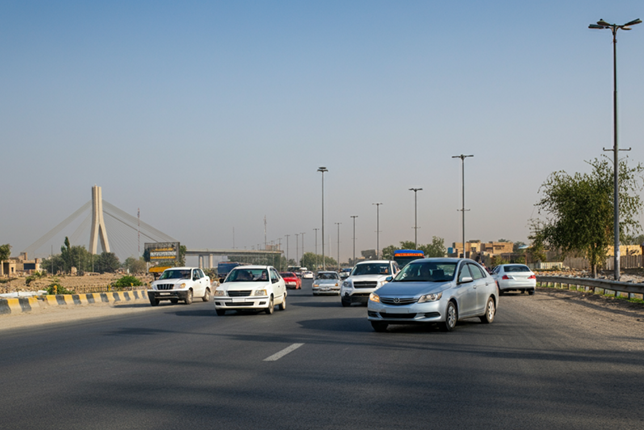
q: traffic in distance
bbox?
[147,251,511,332]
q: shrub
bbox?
[112,275,144,290]
[45,278,75,295]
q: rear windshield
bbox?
[280,272,295,278]
[316,272,339,280]
[504,265,531,273]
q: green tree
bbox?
[300,252,337,270]
[532,157,644,277]
[96,252,121,273]
[381,237,446,260]
[0,244,11,262]
[123,257,147,274]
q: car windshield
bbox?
[393,262,457,282]
[316,272,339,280]
[160,269,191,280]
[351,263,391,276]
[225,269,269,282]
[504,265,531,273]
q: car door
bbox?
[456,263,477,317]
[270,269,284,301]
[468,263,492,314]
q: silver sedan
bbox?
[367,258,499,332]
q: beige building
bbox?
[451,241,514,258]
[1,252,42,277]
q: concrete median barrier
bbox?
[0,290,148,316]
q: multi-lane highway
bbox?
[1,279,643,429]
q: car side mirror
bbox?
[459,276,473,284]
[385,276,393,282]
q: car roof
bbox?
[163,267,198,270]
[356,260,392,265]
[231,265,272,270]
[317,271,338,274]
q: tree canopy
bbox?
[382,237,446,260]
[531,157,644,277]
[0,244,11,262]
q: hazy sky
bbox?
[2,1,644,263]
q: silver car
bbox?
[312,271,341,295]
[367,258,499,332]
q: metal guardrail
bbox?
[536,275,644,297]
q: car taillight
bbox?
[528,274,536,279]
[502,275,510,280]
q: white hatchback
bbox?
[213,265,287,315]
[492,264,536,295]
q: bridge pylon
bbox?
[89,185,110,254]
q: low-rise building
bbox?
[0,252,42,277]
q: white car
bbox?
[147,267,211,306]
[213,265,287,315]
[492,264,536,295]
[301,271,314,279]
[312,271,341,295]
[340,260,400,307]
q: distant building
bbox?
[450,241,514,258]
[0,252,42,277]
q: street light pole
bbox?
[452,154,473,258]
[285,234,290,263]
[372,203,382,259]
[313,228,319,270]
[409,188,423,249]
[301,232,305,266]
[318,167,328,270]
[589,18,641,281]
[350,215,358,264]
[335,222,341,269]
[295,233,299,266]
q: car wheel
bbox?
[149,298,159,306]
[216,309,226,316]
[528,289,535,295]
[371,321,388,332]
[265,296,274,314]
[170,299,178,304]
[278,295,286,311]
[202,288,211,302]
[479,297,496,324]
[185,289,193,305]
[440,301,457,332]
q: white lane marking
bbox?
[264,343,304,361]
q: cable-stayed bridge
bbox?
[23,186,176,261]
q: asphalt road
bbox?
[1,279,643,430]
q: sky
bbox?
[1,0,644,264]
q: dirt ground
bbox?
[0,273,153,294]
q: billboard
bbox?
[145,242,180,261]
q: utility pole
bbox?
[264,215,267,250]
[335,222,342,269]
[372,203,382,259]
[285,234,290,263]
[350,215,358,265]
[313,228,319,270]
[295,233,299,266]
[409,188,422,249]
[318,167,328,270]
[452,154,473,258]
[301,232,305,267]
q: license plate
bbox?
[159,293,170,296]
[232,298,248,303]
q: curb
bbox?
[0,290,148,316]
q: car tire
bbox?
[528,289,535,295]
[170,299,179,304]
[371,321,388,332]
[185,289,193,305]
[479,297,496,324]
[202,288,211,302]
[440,301,458,332]
[278,296,286,311]
[265,296,274,315]
[216,309,226,316]
[150,298,159,306]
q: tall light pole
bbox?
[313,228,319,270]
[409,188,423,249]
[373,203,382,259]
[295,233,299,265]
[285,234,290,263]
[335,222,342,268]
[318,167,328,270]
[452,154,473,258]
[350,215,358,264]
[301,232,305,266]
[589,18,641,280]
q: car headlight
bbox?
[213,289,227,296]
[369,293,380,303]
[253,289,267,296]
[342,281,352,288]
[179,283,186,289]
[418,292,442,303]
[313,283,319,288]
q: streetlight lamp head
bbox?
[624,18,642,26]
[317,167,328,173]
[589,24,607,29]
[597,19,611,26]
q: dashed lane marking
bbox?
[264,343,304,361]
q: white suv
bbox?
[341,260,399,307]
[213,265,287,316]
[148,267,211,306]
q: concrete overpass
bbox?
[185,249,283,269]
